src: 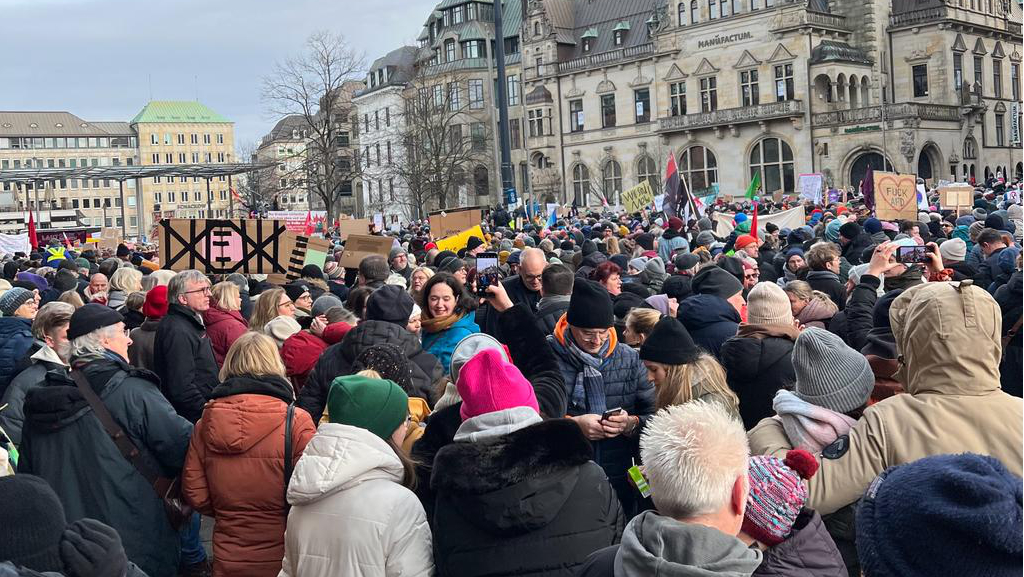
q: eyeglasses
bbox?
[521,273,543,282]
[278,300,296,309]
[184,287,212,296]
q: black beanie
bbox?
[116,243,130,257]
[839,221,863,241]
[567,279,614,329]
[301,264,324,280]
[691,266,743,299]
[0,474,67,573]
[67,303,124,341]
[582,239,597,256]
[364,285,415,325]
[560,240,575,251]
[640,316,700,365]
[466,236,485,252]
[613,292,651,320]
[54,269,78,292]
[636,233,655,251]
[284,281,311,303]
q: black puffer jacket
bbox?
[535,295,571,335]
[996,270,1023,398]
[678,294,741,359]
[475,275,541,339]
[298,320,444,422]
[431,419,624,577]
[840,232,876,266]
[720,324,798,430]
[153,304,219,423]
[806,270,847,311]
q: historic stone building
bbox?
[255,114,316,212]
[518,0,1022,205]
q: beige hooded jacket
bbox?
[750,281,1023,514]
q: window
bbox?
[740,70,759,106]
[691,0,699,23]
[912,64,929,97]
[670,82,687,116]
[386,141,392,163]
[749,137,795,193]
[445,39,456,62]
[774,64,794,101]
[364,145,371,167]
[700,77,718,112]
[375,143,381,164]
[528,109,546,137]
[468,79,484,109]
[637,156,659,190]
[602,161,623,204]
[150,134,158,145]
[679,146,718,193]
[471,123,486,151]
[448,82,461,111]
[510,118,522,149]
[448,124,463,151]
[432,84,444,108]
[993,58,1003,98]
[463,40,481,59]
[601,94,616,128]
[389,178,395,201]
[177,134,185,145]
[710,0,719,19]
[1012,63,1020,101]
[995,113,1005,146]
[534,21,541,36]
[572,163,591,205]
[974,55,984,94]
[507,74,521,106]
[191,134,199,144]
[614,30,624,46]
[569,99,585,132]
[679,1,687,25]
[473,166,489,196]
[164,133,171,145]
[634,88,651,123]
[453,5,464,24]
[204,134,211,144]
[582,38,592,53]
[168,191,176,203]
[178,153,186,163]
[217,134,224,144]
[374,110,380,130]
[536,57,543,74]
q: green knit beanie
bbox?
[327,374,409,441]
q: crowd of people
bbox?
[0,175,1021,577]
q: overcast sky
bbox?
[2,0,435,148]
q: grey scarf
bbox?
[561,330,609,415]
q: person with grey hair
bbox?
[0,301,75,445]
[154,270,219,423]
[578,400,761,576]
[18,304,193,577]
[475,247,546,339]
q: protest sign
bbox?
[267,211,327,232]
[372,214,384,232]
[0,233,30,256]
[336,218,372,239]
[621,181,655,213]
[653,194,665,212]
[429,208,482,239]
[435,225,484,252]
[873,172,918,221]
[797,174,823,204]
[160,219,307,275]
[939,185,973,208]
[713,206,806,237]
[827,189,841,204]
[338,233,393,268]
[283,234,332,279]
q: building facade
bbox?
[255,114,315,212]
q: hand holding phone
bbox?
[897,245,928,264]
[601,407,624,421]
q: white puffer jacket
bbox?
[278,423,434,577]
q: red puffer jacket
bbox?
[182,374,315,577]
[202,305,248,366]
[280,322,352,393]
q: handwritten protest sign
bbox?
[435,225,484,252]
[939,185,973,208]
[429,209,482,239]
[797,174,823,204]
[621,181,655,213]
[873,172,918,221]
[338,234,393,268]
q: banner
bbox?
[435,225,484,252]
[267,211,327,232]
[0,233,31,256]
[621,181,655,213]
[338,234,393,268]
[713,206,806,237]
[873,172,918,221]
[797,174,823,204]
[429,208,482,239]
[1011,102,1020,146]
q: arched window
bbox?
[679,1,687,25]
[679,146,718,194]
[473,165,489,197]
[749,137,795,193]
[637,156,660,190]
[602,161,623,205]
[691,0,699,23]
[534,22,541,36]
[572,163,591,205]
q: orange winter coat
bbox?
[182,374,315,577]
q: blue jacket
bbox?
[678,294,741,360]
[657,230,689,265]
[422,313,480,375]
[0,317,34,397]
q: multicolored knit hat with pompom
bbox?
[742,449,819,545]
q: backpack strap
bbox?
[283,403,295,511]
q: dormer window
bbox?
[613,21,630,46]
[583,38,592,52]
[614,31,624,45]
[581,28,598,53]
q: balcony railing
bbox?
[810,102,962,127]
[557,43,654,74]
[658,99,804,132]
[889,6,946,27]
[806,11,848,29]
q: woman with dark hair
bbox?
[590,261,622,296]
[344,285,374,320]
[420,273,480,375]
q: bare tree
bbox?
[384,66,495,219]
[262,31,364,224]
[233,140,280,216]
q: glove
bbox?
[59,519,128,577]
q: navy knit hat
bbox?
[857,453,1023,577]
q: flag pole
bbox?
[678,171,699,219]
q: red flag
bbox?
[750,201,759,241]
[303,211,314,236]
[664,152,680,218]
[27,212,38,249]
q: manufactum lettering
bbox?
[698,31,753,48]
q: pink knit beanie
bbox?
[456,348,539,421]
[742,449,819,546]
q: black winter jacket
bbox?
[0,317,34,398]
[19,355,193,577]
[677,294,741,359]
[720,325,798,430]
[298,320,444,422]
[806,270,847,311]
[431,419,624,577]
[840,232,876,266]
[0,349,65,445]
[475,274,541,339]
[153,304,219,423]
[835,274,881,351]
[996,271,1023,398]
[535,295,571,335]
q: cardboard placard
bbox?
[336,218,372,239]
[283,234,332,280]
[621,181,655,213]
[798,174,823,204]
[940,185,973,208]
[873,172,918,221]
[338,234,393,268]
[429,209,482,239]
[160,219,294,274]
[435,225,484,252]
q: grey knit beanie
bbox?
[793,327,874,413]
[695,230,716,247]
[0,287,34,317]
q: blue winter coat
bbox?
[657,230,689,266]
[678,294,741,360]
[0,317,35,397]
[422,313,480,375]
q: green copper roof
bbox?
[131,101,231,124]
[581,27,598,38]
[613,21,631,31]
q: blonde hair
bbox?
[143,269,177,290]
[625,308,661,339]
[211,281,241,311]
[58,290,85,308]
[783,280,834,306]
[250,288,288,332]
[652,353,739,414]
[109,267,143,293]
[219,332,288,382]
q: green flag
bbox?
[744,171,761,199]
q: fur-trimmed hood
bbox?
[431,418,594,535]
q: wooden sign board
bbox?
[336,218,371,239]
[429,209,482,239]
[160,219,294,275]
[873,172,918,221]
[338,234,393,268]
[940,185,973,208]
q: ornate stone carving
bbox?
[900,129,916,163]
